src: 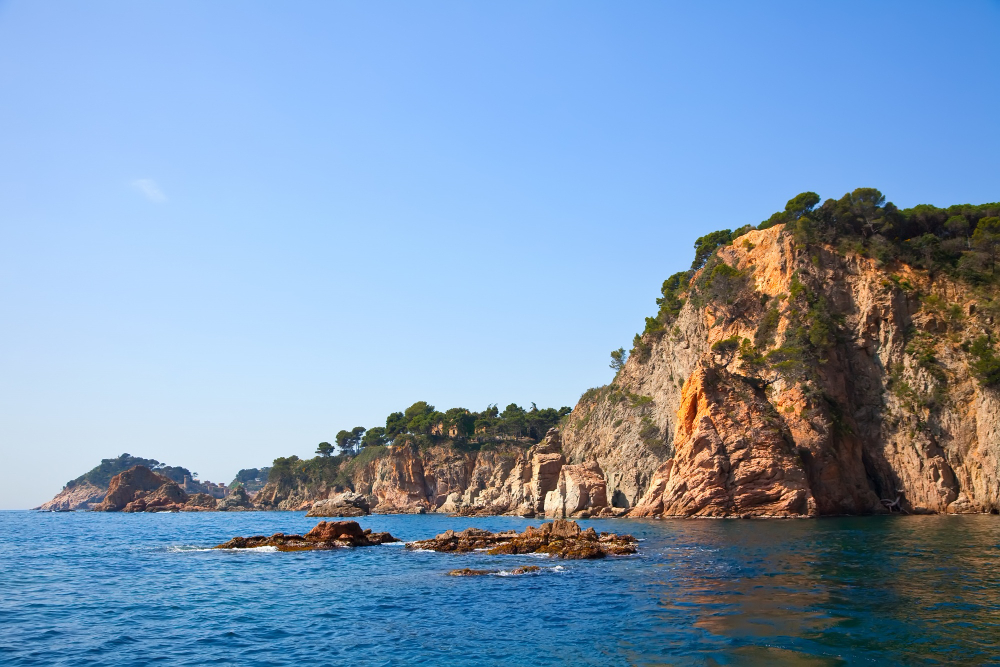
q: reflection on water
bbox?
[0,512,998,666]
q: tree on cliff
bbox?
[610,347,628,372]
[336,430,353,455]
[361,427,386,449]
[691,230,733,270]
[711,336,740,367]
[972,217,1000,275]
[316,441,334,458]
[759,191,820,230]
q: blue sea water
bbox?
[1,511,998,666]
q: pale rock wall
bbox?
[36,482,107,511]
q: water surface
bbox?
[2,511,998,665]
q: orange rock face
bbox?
[630,366,812,517]
[94,466,173,512]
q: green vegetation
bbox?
[630,190,1000,392]
[230,467,271,492]
[968,336,1000,387]
[766,188,1000,285]
[332,400,571,454]
[64,453,193,490]
[609,347,628,372]
[263,399,573,494]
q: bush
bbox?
[969,336,1000,387]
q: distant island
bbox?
[40,189,1000,517]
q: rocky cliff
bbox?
[257,430,622,518]
[37,482,107,511]
[562,223,1000,516]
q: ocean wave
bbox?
[167,545,278,553]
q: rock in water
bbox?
[214,520,399,551]
[447,566,541,576]
[306,492,370,517]
[93,466,174,512]
[36,482,107,511]
[407,519,636,559]
[217,485,253,511]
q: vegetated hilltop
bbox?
[38,454,234,511]
[561,189,1000,516]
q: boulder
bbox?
[217,485,254,511]
[306,492,370,517]
[184,493,219,511]
[305,520,365,540]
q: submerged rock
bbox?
[407,519,636,559]
[447,566,541,576]
[214,520,399,551]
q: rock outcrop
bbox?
[629,366,812,517]
[256,429,615,517]
[215,520,399,551]
[93,465,233,512]
[122,480,189,512]
[36,482,107,511]
[306,492,370,517]
[543,459,612,518]
[217,485,253,511]
[407,520,636,559]
[562,223,1000,516]
[447,566,541,576]
[93,466,173,512]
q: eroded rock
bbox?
[217,485,254,511]
[307,492,370,517]
[214,520,399,551]
[94,466,174,512]
[407,519,636,559]
[36,482,107,511]
[447,565,541,576]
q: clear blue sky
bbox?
[2,1,998,509]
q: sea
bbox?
[1,511,998,666]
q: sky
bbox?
[1,1,998,509]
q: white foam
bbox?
[169,545,278,553]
